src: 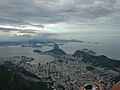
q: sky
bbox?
[0,0,120,41]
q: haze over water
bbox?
[0,0,120,63]
[0,31,119,64]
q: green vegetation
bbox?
[83,55,120,68]
[72,50,120,68]
[0,65,53,90]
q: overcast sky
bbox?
[0,0,120,41]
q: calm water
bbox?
[61,42,120,60]
[0,46,55,64]
[0,35,120,64]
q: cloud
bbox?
[18,30,37,34]
[0,27,18,32]
[0,0,120,40]
[0,0,119,24]
[0,24,47,32]
[15,34,32,38]
[15,32,57,40]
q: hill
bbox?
[45,43,66,55]
[72,50,120,68]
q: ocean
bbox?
[0,34,120,64]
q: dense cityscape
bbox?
[0,44,120,90]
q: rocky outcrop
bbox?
[45,43,66,55]
[53,43,59,50]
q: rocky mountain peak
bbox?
[53,43,59,50]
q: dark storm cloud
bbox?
[0,27,18,32]
[0,0,120,40]
[0,17,32,26]
[0,26,35,33]
[0,17,21,24]
[0,0,120,25]
[0,0,67,24]
[30,24,44,28]
[18,30,37,34]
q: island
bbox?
[33,49,42,53]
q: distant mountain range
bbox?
[0,39,83,46]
